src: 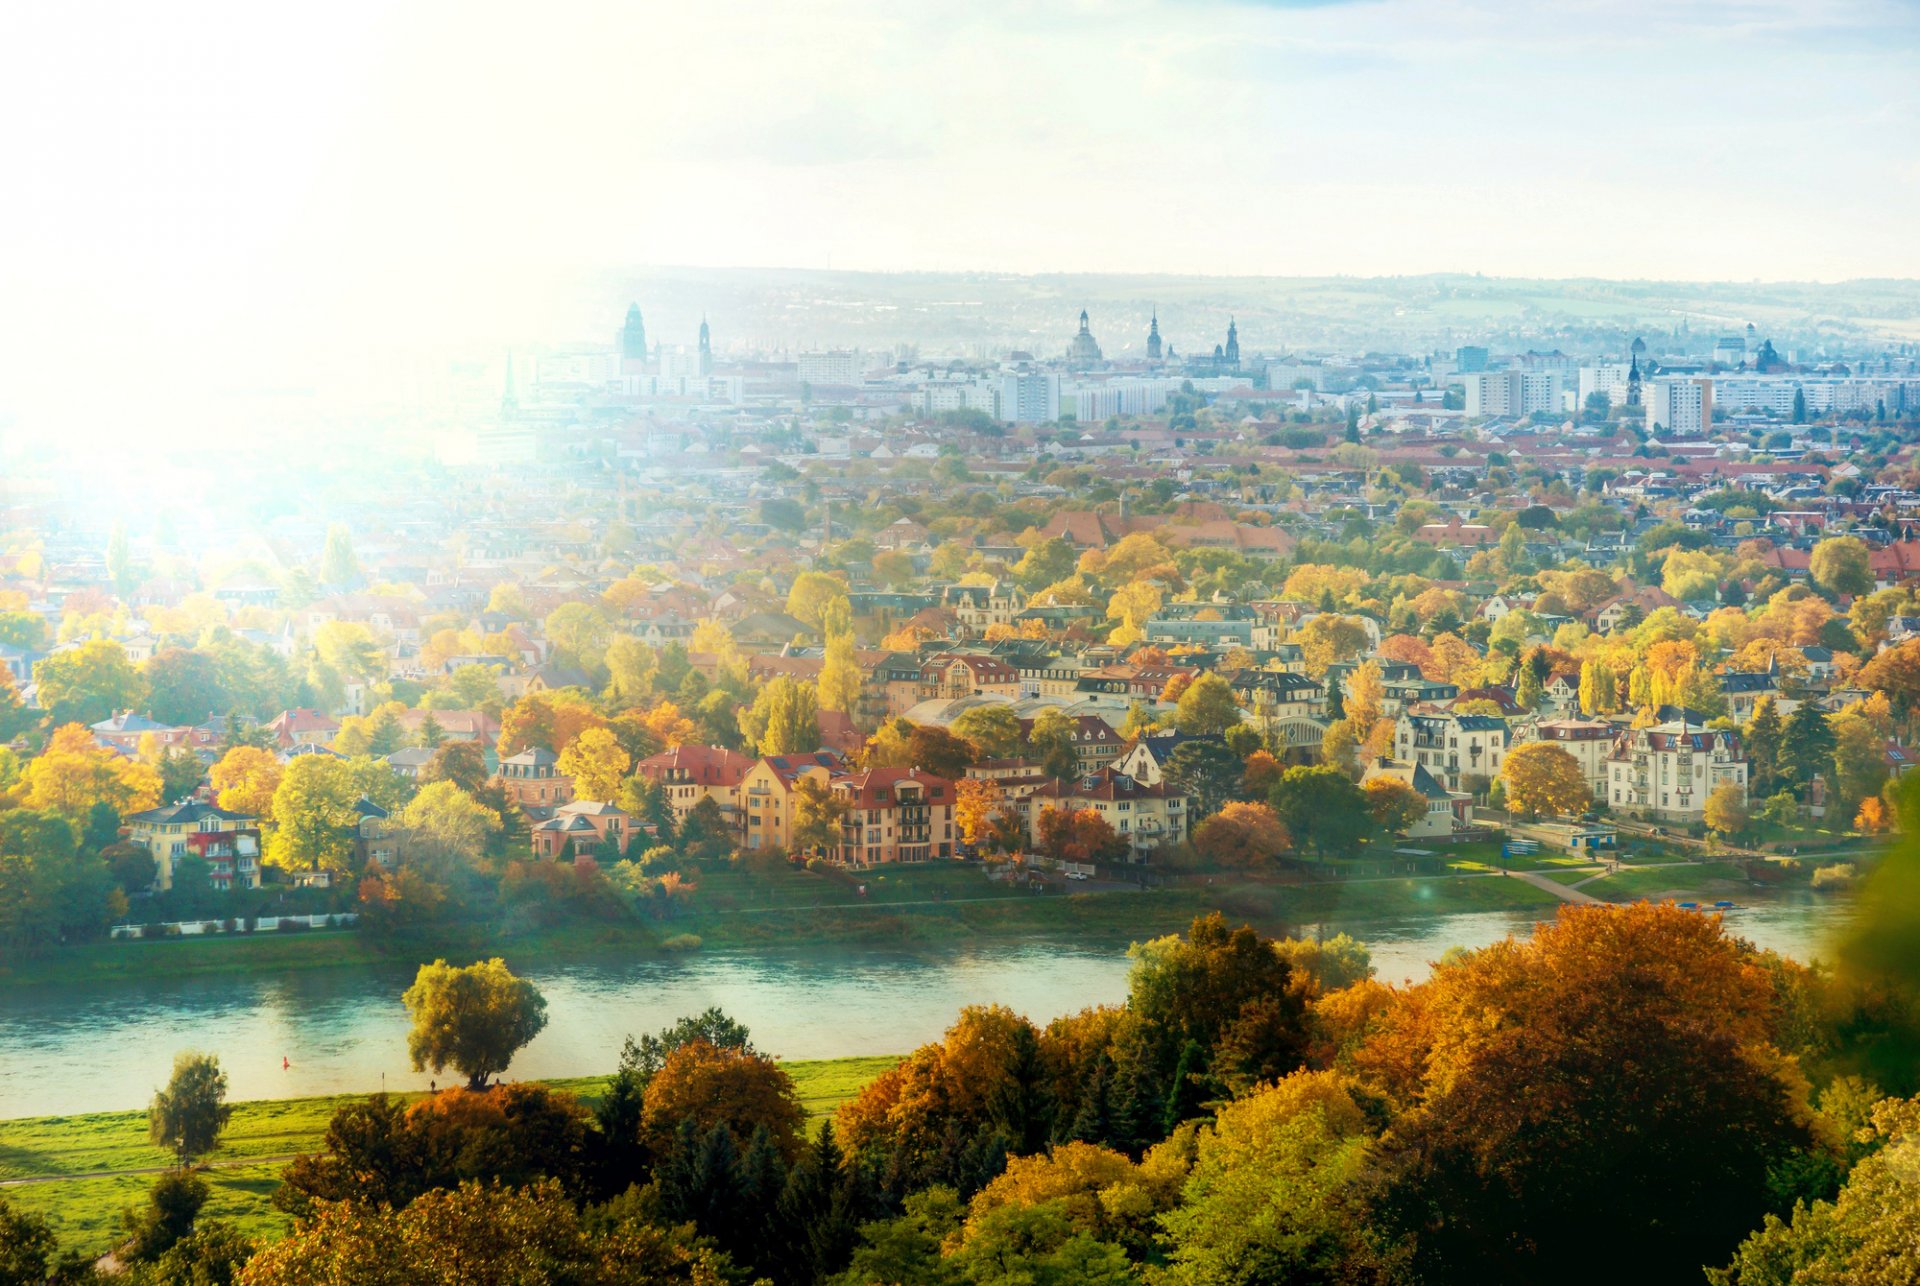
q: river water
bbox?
[0,900,1850,1119]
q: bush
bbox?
[661,934,703,952]
[1812,863,1857,891]
[277,918,308,933]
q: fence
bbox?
[109,913,358,940]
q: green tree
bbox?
[318,523,360,586]
[0,1194,55,1286]
[1026,708,1082,781]
[402,957,549,1091]
[1268,766,1373,857]
[953,705,1023,761]
[143,647,231,724]
[148,1051,232,1163]
[1745,697,1786,797]
[740,677,821,757]
[121,1167,210,1264]
[793,777,850,857]
[1164,738,1241,820]
[1173,673,1240,736]
[1779,702,1837,800]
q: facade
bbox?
[1464,369,1568,418]
[531,800,633,860]
[1646,376,1713,437]
[125,801,262,892]
[1026,768,1187,860]
[1606,720,1748,821]
[997,371,1061,424]
[1530,718,1615,800]
[1394,712,1511,793]
[633,744,758,831]
[493,747,575,809]
[829,768,956,866]
[738,751,844,854]
[1360,758,1458,838]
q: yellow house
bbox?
[124,801,263,892]
[739,752,846,853]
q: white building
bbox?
[1646,377,1713,437]
[1395,712,1511,793]
[798,350,868,383]
[1577,362,1636,409]
[1606,720,1748,821]
[997,371,1061,424]
[1464,369,1569,419]
[1530,718,1615,800]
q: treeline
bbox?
[14,845,1920,1285]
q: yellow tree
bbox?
[23,723,162,819]
[1499,742,1590,819]
[818,628,863,714]
[954,776,1009,853]
[210,746,283,818]
[555,726,630,802]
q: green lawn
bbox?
[0,1056,895,1259]
[1579,862,1757,903]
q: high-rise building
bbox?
[620,303,648,363]
[1646,376,1713,436]
[997,371,1060,424]
[1463,369,1568,419]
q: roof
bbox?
[127,800,255,826]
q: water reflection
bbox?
[0,900,1850,1119]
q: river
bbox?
[0,900,1850,1119]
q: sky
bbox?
[1,0,1916,446]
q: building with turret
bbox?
[1067,310,1104,369]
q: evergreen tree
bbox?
[736,1124,789,1275]
[1066,1053,1115,1146]
[1780,702,1837,800]
[956,1128,1010,1198]
[1163,1038,1212,1134]
[773,1122,863,1285]
[1109,1056,1162,1156]
[1745,697,1785,798]
[591,1056,647,1198]
[1325,675,1345,721]
[653,1117,702,1224]
[416,711,446,750]
[984,1022,1052,1154]
[687,1122,744,1242]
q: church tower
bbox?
[501,350,519,417]
[1627,339,1643,408]
[1224,317,1240,368]
[1146,311,1162,362]
[698,316,712,376]
[620,303,648,362]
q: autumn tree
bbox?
[396,780,502,859]
[818,627,863,714]
[1191,801,1288,868]
[265,754,362,877]
[1366,904,1815,1284]
[641,1040,807,1161]
[403,958,548,1092]
[739,677,821,757]
[1035,806,1128,865]
[32,638,146,727]
[1364,776,1429,834]
[556,726,630,802]
[786,571,849,634]
[954,776,1010,853]
[23,723,163,820]
[1499,742,1590,819]
[1025,707,1082,780]
[1704,781,1749,838]
[1809,535,1873,598]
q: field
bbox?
[0,1055,897,1259]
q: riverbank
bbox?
[2,866,1570,989]
[0,1055,897,1258]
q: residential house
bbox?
[1394,712,1512,793]
[124,801,262,892]
[1606,719,1748,822]
[1025,768,1188,861]
[829,768,957,866]
[493,747,575,809]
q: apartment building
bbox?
[1606,720,1748,821]
[830,768,957,866]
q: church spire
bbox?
[501,351,519,416]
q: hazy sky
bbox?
[2,0,1916,441]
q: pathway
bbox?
[1506,869,1603,905]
